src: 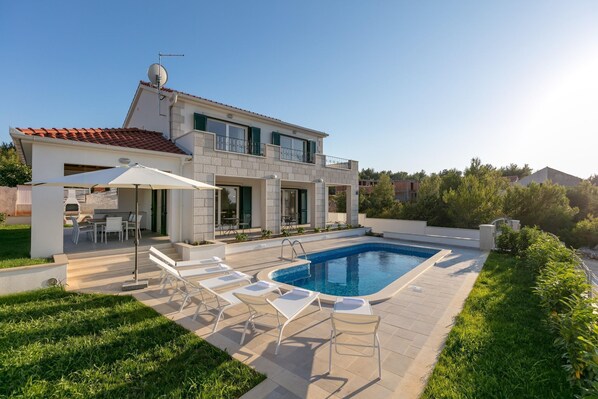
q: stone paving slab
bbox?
[69,236,487,398]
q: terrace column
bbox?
[263,176,281,234]
[192,171,216,242]
[310,180,326,228]
[346,184,359,226]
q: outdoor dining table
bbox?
[88,218,129,243]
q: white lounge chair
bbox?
[193,281,282,333]
[149,247,225,291]
[235,288,322,355]
[329,297,382,379]
[149,254,242,312]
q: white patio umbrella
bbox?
[31,163,220,290]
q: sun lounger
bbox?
[235,287,322,354]
[149,248,231,292]
[149,254,247,311]
[193,281,282,332]
[329,297,382,379]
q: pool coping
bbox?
[256,241,452,304]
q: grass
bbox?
[0,287,265,398]
[0,224,51,269]
[422,252,576,399]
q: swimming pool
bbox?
[270,243,440,296]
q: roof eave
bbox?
[10,129,191,160]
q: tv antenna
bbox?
[147,52,184,116]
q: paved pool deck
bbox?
[71,236,488,398]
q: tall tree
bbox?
[366,173,395,217]
[499,163,533,179]
[503,182,578,235]
[0,142,31,187]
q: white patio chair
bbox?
[70,216,92,244]
[102,216,123,243]
[149,254,246,312]
[329,297,382,379]
[235,288,322,355]
[127,214,143,240]
[193,281,282,333]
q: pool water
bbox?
[271,243,438,296]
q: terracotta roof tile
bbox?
[16,127,187,155]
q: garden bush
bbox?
[494,226,597,396]
[553,295,598,395]
[525,233,576,272]
[0,212,5,225]
[535,261,590,316]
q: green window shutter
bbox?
[239,186,252,227]
[271,132,280,146]
[249,127,261,155]
[194,113,207,131]
[309,140,316,163]
[298,189,308,224]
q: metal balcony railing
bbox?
[325,155,351,169]
[215,136,265,156]
[279,147,314,163]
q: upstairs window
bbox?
[206,119,248,154]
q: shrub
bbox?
[235,233,248,242]
[525,233,576,272]
[0,212,5,225]
[496,225,519,253]
[553,295,598,393]
[535,261,589,315]
[260,229,272,239]
[313,227,321,233]
[297,227,304,234]
[282,230,292,237]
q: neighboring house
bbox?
[517,167,582,187]
[357,179,420,202]
[11,81,358,257]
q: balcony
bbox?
[324,155,351,169]
[279,147,314,164]
[215,136,265,156]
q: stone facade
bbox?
[186,131,358,241]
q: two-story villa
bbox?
[11,81,359,257]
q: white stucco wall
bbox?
[125,88,170,135]
[29,140,186,257]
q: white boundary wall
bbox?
[333,213,482,249]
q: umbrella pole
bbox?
[134,184,139,282]
[122,184,147,291]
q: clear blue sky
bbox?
[2,1,597,178]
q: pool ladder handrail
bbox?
[280,239,307,260]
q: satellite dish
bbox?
[147,63,168,88]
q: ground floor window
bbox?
[281,188,308,224]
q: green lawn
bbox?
[0,224,51,268]
[422,252,576,399]
[0,288,265,398]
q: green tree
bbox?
[359,168,379,180]
[366,173,395,217]
[331,190,346,213]
[443,174,506,228]
[566,181,598,222]
[503,182,578,235]
[0,142,31,187]
[499,163,533,179]
[441,158,507,228]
